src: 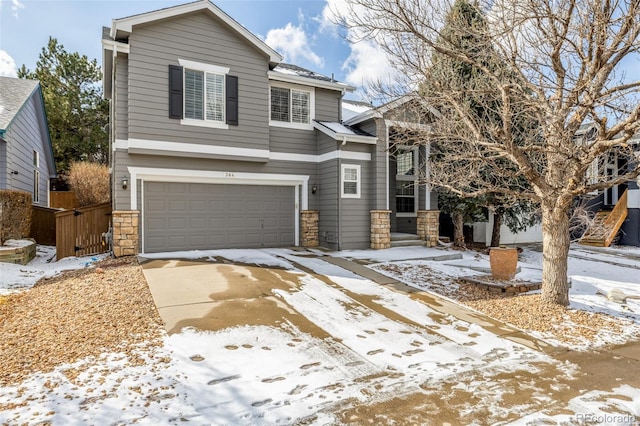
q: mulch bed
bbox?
[0,256,164,386]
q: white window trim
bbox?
[33,169,40,203]
[128,167,309,253]
[179,59,230,129]
[269,82,315,131]
[396,146,418,217]
[33,150,40,168]
[341,164,361,199]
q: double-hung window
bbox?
[169,60,237,128]
[395,148,418,215]
[184,69,225,122]
[269,84,313,129]
[341,164,361,199]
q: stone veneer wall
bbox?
[112,211,139,257]
[370,210,391,249]
[417,210,440,247]
[300,210,319,247]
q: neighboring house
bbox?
[0,76,56,207]
[103,0,441,255]
[577,124,640,247]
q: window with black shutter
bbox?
[168,65,183,119]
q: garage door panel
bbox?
[144,182,295,252]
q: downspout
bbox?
[110,47,117,210]
[337,152,342,251]
[385,122,390,210]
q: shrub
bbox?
[67,162,110,207]
[0,190,32,244]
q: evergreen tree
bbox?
[426,0,538,247]
[19,37,108,172]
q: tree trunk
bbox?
[540,203,571,306]
[490,210,503,247]
[453,213,465,248]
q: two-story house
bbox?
[103,0,440,256]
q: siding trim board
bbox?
[116,138,372,163]
[128,167,309,250]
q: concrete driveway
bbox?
[138,250,639,424]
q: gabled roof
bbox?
[0,77,39,134]
[313,120,377,144]
[270,63,355,93]
[109,0,282,65]
[342,99,373,122]
[0,76,56,176]
[344,94,441,126]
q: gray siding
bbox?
[269,127,317,155]
[127,12,270,151]
[318,158,339,249]
[315,88,340,122]
[3,95,50,206]
[340,158,372,249]
[356,118,387,210]
[0,140,6,189]
[115,54,129,140]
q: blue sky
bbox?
[0,0,386,99]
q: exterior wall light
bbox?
[312,183,318,194]
[122,176,129,190]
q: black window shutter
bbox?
[168,65,183,119]
[226,75,238,125]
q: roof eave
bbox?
[312,121,377,144]
[269,71,355,93]
[343,109,382,126]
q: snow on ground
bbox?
[0,245,105,295]
[2,247,640,423]
[0,248,575,424]
[325,245,460,262]
[369,246,640,350]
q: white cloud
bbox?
[321,0,399,91]
[342,40,397,89]
[0,50,18,77]
[265,23,324,68]
[0,0,25,18]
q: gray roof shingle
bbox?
[0,76,39,131]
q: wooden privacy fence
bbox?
[49,191,79,209]
[31,205,59,246]
[31,202,112,259]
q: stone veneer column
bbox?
[300,210,319,247]
[370,210,391,249]
[112,211,139,257]
[417,210,440,247]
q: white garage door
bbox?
[144,182,295,253]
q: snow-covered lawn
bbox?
[1,246,640,424]
[0,245,106,295]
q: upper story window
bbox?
[168,59,238,129]
[184,69,225,122]
[33,150,39,168]
[269,83,314,130]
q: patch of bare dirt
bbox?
[0,256,163,386]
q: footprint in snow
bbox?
[207,374,240,385]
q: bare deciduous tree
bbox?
[334,0,640,305]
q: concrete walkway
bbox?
[321,255,558,354]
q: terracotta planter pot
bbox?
[489,247,518,280]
